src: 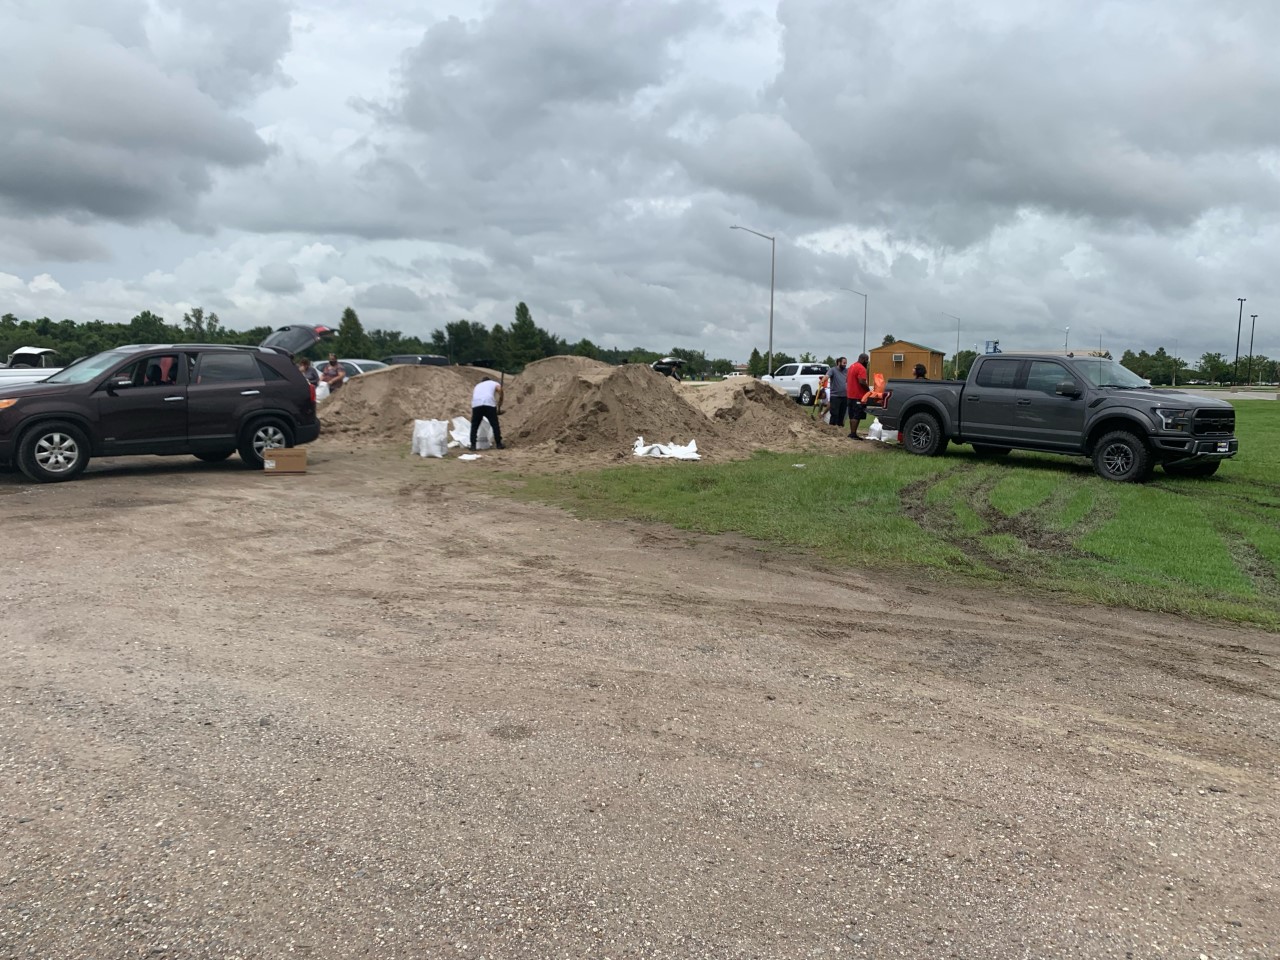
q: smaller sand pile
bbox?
[679,378,834,450]
[510,364,714,455]
[321,365,495,440]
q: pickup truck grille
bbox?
[1193,410,1235,436]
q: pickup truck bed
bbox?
[875,354,1238,482]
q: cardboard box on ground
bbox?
[264,448,307,474]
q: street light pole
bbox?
[730,225,776,375]
[1248,314,1258,386]
[941,312,961,377]
[1064,326,1070,353]
[1234,297,1246,385]
[839,287,868,356]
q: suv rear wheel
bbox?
[238,417,293,469]
[18,420,91,483]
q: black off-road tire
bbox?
[799,385,814,406]
[194,450,236,463]
[1163,460,1221,478]
[238,417,294,470]
[903,411,947,457]
[1092,430,1153,483]
[17,420,91,483]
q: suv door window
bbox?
[1025,361,1070,395]
[196,352,262,384]
[108,354,181,387]
[975,359,1021,389]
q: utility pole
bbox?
[1248,314,1258,386]
[1234,297,1246,385]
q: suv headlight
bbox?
[0,398,19,412]
[1154,407,1190,431]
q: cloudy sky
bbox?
[3,0,1279,364]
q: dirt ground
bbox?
[2,438,1278,960]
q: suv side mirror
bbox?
[1055,380,1081,398]
[105,379,134,395]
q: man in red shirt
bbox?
[846,352,870,440]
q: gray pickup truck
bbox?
[874,353,1238,481]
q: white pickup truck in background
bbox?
[0,347,63,384]
[760,361,829,406]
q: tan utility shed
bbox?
[868,340,946,382]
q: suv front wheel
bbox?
[238,417,294,469]
[18,420,91,483]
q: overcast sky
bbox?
[3,0,1279,364]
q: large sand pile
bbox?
[322,357,845,460]
[320,364,496,440]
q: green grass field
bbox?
[515,404,1280,630]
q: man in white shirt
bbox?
[470,377,505,451]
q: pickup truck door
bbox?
[1013,360,1087,449]
[770,364,799,395]
[962,358,1024,440]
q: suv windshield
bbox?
[1070,357,1150,389]
[44,350,132,385]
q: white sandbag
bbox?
[633,437,701,460]
[410,419,450,458]
[449,415,494,450]
[315,380,330,402]
[867,418,884,441]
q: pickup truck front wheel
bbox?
[1092,430,1153,483]
[799,385,813,406]
[903,412,947,457]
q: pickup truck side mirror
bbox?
[1055,380,1082,398]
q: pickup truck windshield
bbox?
[44,350,131,385]
[1070,357,1151,389]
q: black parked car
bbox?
[650,357,685,381]
[0,325,332,482]
[382,354,450,366]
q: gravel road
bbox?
[2,441,1277,959]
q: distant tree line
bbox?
[0,303,742,377]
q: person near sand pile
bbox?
[847,352,871,440]
[319,353,346,391]
[469,377,506,452]
[298,357,320,385]
[815,372,831,421]
[827,356,848,429]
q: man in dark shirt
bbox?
[828,357,848,429]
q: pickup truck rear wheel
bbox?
[238,417,293,469]
[799,385,813,406]
[1092,430,1153,482]
[903,411,947,457]
[17,420,91,483]
[1163,461,1220,478]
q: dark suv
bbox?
[0,325,332,482]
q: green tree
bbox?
[181,307,221,340]
[487,323,511,371]
[799,351,816,362]
[710,357,734,376]
[747,348,767,377]
[952,349,978,379]
[881,333,896,347]
[509,302,542,369]
[770,352,797,370]
[128,310,169,342]
[1197,352,1228,384]
[573,338,600,360]
[432,319,491,363]
[334,307,374,358]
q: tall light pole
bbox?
[942,312,961,377]
[1173,337,1179,387]
[1248,314,1258,386]
[1234,297,1246,385]
[839,287,868,356]
[1064,326,1070,353]
[730,225,775,375]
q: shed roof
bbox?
[870,340,946,355]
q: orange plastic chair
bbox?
[865,372,888,406]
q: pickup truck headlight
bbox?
[1154,407,1190,431]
